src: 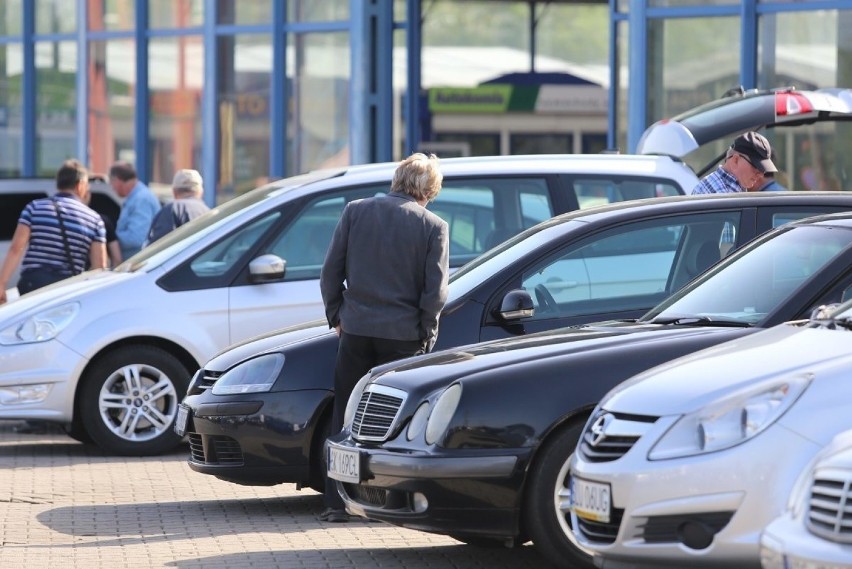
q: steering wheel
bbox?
[534,284,558,314]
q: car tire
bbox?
[523,421,595,569]
[78,345,191,456]
[308,412,332,493]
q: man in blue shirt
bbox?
[692,132,778,252]
[109,161,161,259]
[691,131,777,194]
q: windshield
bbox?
[112,170,342,273]
[446,219,586,303]
[644,224,852,326]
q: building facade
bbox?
[1,0,852,204]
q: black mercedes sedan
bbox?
[327,211,852,568]
[177,193,852,493]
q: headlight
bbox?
[406,402,431,441]
[648,375,811,460]
[425,383,462,446]
[343,372,376,427]
[211,353,284,395]
[0,302,80,345]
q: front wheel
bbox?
[523,421,595,569]
[78,345,191,456]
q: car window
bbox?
[649,224,852,325]
[189,211,281,278]
[0,191,47,239]
[520,212,737,321]
[573,178,681,210]
[263,185,386,281]
[430,178,554,265]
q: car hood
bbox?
[637,88,852,158]
[370,321,737,393]
[602,322,852,416]
[204,319,333,372]
[0,269,134,323]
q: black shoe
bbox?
[319,508,350,523]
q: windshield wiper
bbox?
[648,315,752,328]
[825,316,852,331]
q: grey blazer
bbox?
[319,191,449,348]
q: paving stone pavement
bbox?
[0,421,563,569]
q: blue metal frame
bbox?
[405,0,422,156]
[135,0,149,183]
[7,0,852,184]
[21,5,35,175]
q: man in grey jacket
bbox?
[319,152,449,522]
[146,169,211,245]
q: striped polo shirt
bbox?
[18,193,107,275]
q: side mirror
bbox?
[249,254,286,283]
[497,289,534,321]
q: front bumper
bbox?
[760,513,852,569]
[329,436,531,538]
[570,419,822,569]
[182,388,332,486]
[0,339,84,422]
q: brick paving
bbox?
[0,421,561,569]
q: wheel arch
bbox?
[71,336,200,432]
[516,403,595,536]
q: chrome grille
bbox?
[579,411,657,463]
[807,471,852,544]
[351,385,406,442]
[187,369,223,395]
[575,508,624,544]
[187,433,244,465]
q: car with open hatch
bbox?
[323,211,852,568]
[0,153,694,456]
[177,192,852,493]
[569,300,852,569]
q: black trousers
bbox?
[324,332,425,510]
[17,267,72,295]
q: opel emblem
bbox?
[589,413,614,447]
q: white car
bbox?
[760,429,852,569]
[0,154,693,456]
[568,300,852,568]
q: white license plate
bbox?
[174,405,189,437]
[327,444,361,483]
[571,476,611,523]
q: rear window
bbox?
[0,192,47,239]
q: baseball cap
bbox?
[731,132,777,174]
[172,169,203,190]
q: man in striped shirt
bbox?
[0,160,107,303]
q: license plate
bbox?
[174,405,189,437]
[571,476,611,523]
[327,444,361,483]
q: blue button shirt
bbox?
[116,181,161,259]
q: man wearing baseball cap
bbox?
[692,131,778,194]
[145,169,211,245]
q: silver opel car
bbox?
[569,299,852,568]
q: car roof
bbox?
[637,87,852,159]
[537,191,852,228]
[274,153,695,186]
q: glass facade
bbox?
[217,34,272,200]
[2,1,852,202]
[88,39,136,175]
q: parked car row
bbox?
[3,88,852,569]
[179,191,852,495]
[323,211,852,568]
[0,153,692,455]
